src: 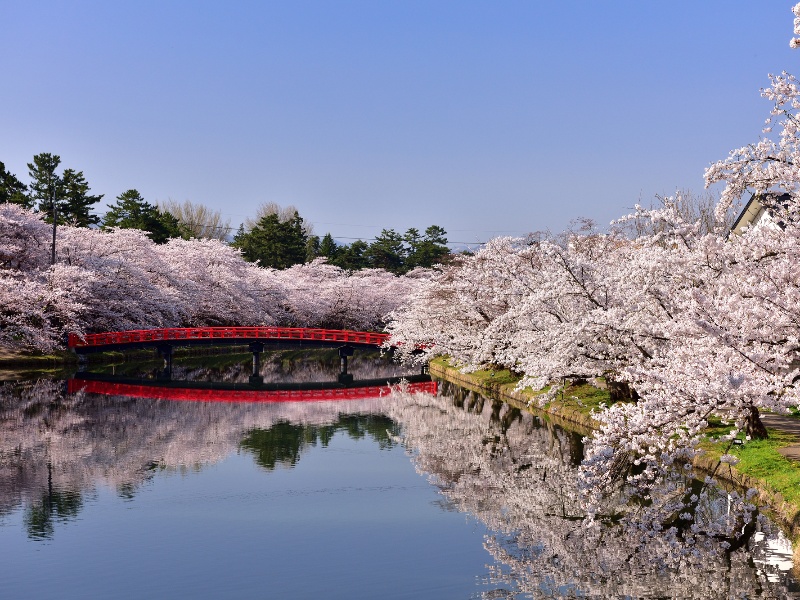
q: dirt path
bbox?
[761,413,800,460]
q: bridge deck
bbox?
[68,327,390,353]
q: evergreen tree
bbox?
[366,229,406,273]
[319,233,339,261]
[233,211,307,269]
[406,225,449,269]
[403,227,422,269]
[305,235,321,262]
[26,153,102,225]
[332,239,368,271]
[102,189,183,243]
[0,161,29,207]
[60,168,103,227]
[27,153,63,221]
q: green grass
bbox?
[552,382,611,415]
[430,356,610,418]
[0,349,78,366]
[700,427,800,506]
[457,365,522,388]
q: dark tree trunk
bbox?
[745,405,768,440]
[607,378,639,403]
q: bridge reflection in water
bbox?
[67,374,437,403]
[68,327,429,393]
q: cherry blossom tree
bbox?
[387,2,800,542]
[388,196,799,543]
[273,258,427,331]
[154,237,285,327]
[0,203,51,271]
[0,205,427,352]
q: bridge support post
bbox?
[156,344,173,379]
[338,345,354,384]
[249,342,265,386]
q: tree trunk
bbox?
[745,405,768,440]
[607,378,639,403]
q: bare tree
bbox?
[158,199,232,241]
[244,202,314,237]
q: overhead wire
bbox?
[93,209,499,245]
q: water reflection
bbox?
[386,381,800,598]
[86,347,412,383]
[69,348,434,403]
[0,379,398,541]
[1,353,799,598]
[24,481,83,541]
[241,416,400,471]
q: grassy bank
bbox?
[0,347,78,366]
[428,356,606,435]
[0,345,255,382]
[428,356,800,547]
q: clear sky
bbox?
[2,1,797,246]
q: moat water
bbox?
[0,349,798,599]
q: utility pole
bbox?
[51,183,57,265]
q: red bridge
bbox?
[68,327,390,353]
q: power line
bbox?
[329,235,487,246]
[93,209,495,245]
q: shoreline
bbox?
[429,356,800,566]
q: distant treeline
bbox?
[0,153,450,273]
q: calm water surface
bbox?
[0,350,798,598]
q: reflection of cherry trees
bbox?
[385,388,799,598]
[0,377,393,539]
[2,370,798,595]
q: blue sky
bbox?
[2,1,797,246]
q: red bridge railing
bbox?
[68,327,390,350]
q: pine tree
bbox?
[27,153,63,221]
[233,211,308,269]
[319,233,339,260]
[403,227,422,269]
[0,161,29,207]
[332,240,368,271]
[406,225,449,269]
[102,189,183,243]
[60,168,103,227]
[366,229,405,273]
[305,235,321,262]
[26,153,102,225]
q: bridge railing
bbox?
[68,327,391,350]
